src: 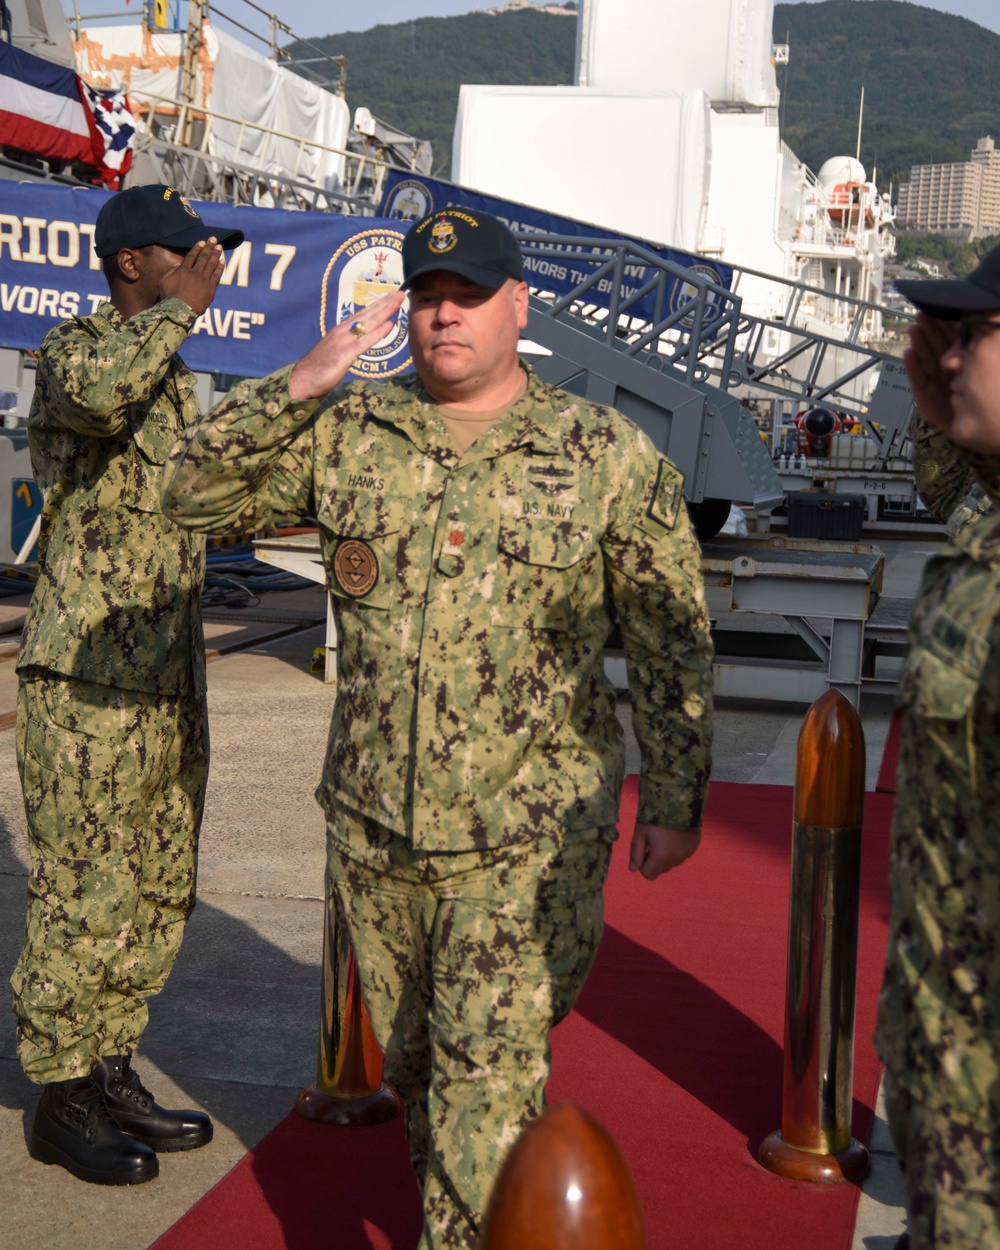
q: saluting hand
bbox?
[161,238,226,316]
[904,312,960,434]
[288,288,407,401]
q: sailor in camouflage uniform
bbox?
[162,208,713,1249]
[11,186,247,1186]
[876,248,1000,1249]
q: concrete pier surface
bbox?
[0,537,928,1248]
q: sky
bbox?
[267,0,1000,42]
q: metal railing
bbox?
[130,89,393,210]
[131,127,368,213]
[518,233,913,473]
[520,233,741,391]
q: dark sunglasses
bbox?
[957,316,1000,348]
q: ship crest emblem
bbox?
[385,178,433,222]
[164,186,200,218]
[668,262,726,328]
[321,229,411,380]
[430,220,458,253]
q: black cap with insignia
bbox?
[401,207,523,290]
[94,184,244,258]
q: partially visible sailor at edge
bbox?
[877,245,1000,1250]
[9,182,397,1190]
[161,206,713,1249]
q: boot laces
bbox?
[64,1080,115,1140]
[115,1056,155,1110]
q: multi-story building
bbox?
[897,136,1000,239]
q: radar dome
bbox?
[817,156,867,189]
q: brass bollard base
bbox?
[758,1131,871,1183]
[294,1081,401,1127]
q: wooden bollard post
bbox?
[479,1103,646,1249]
[758,687,871,1182]
[295,884,400,1126]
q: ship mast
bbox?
[178,0,207,149]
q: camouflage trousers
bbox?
[884,1070,1000,1249]
[11,670,209,1083]
[326,807,614,1250]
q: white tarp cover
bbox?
[452,84,710,253]
[73,24,349,188]
[576,0,778,108]
[209,29,349,190]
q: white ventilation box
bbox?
[575,0,778,108]
[452,84,710,253]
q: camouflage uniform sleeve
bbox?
[37,298,196,435]
[161,365,325,535]
[911,407,977,524]
[601,435,714,831]
[955,448,1000,510]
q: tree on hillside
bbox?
[286,10,576,176]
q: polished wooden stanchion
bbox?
[295,886,400,1125]
[479,1102,646,1249]
[758,687,871,1182]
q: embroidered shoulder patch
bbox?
[647,460,683,530]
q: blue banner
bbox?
[380,171,734,324]
[0,180,411,380]
[0,177,734,382]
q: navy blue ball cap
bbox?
[94,184,244,258]
[896,243,1000,318]
[401,207,523,290]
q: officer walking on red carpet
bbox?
[161,207,714,1248]
[877,245,1000,1250]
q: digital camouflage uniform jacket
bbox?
[18,299,206,695]
[911,409,993,541]
[876,447,1000,1121]
[162,366,714,852]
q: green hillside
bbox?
[286,0,1000,190]
[286,8,577,176]
[774,1,1000,190]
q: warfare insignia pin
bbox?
[333,539,379,598]
[430,219,458,253]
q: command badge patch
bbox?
[333,539,379,598]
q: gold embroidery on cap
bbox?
[430,220,458,254]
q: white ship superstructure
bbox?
[0,0,914,530]
[453,0,896,346]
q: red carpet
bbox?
[152,780,894,1250]
[876,711,902,793]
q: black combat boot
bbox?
[92,1054,213,1152]
[29,1074,159,1185]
